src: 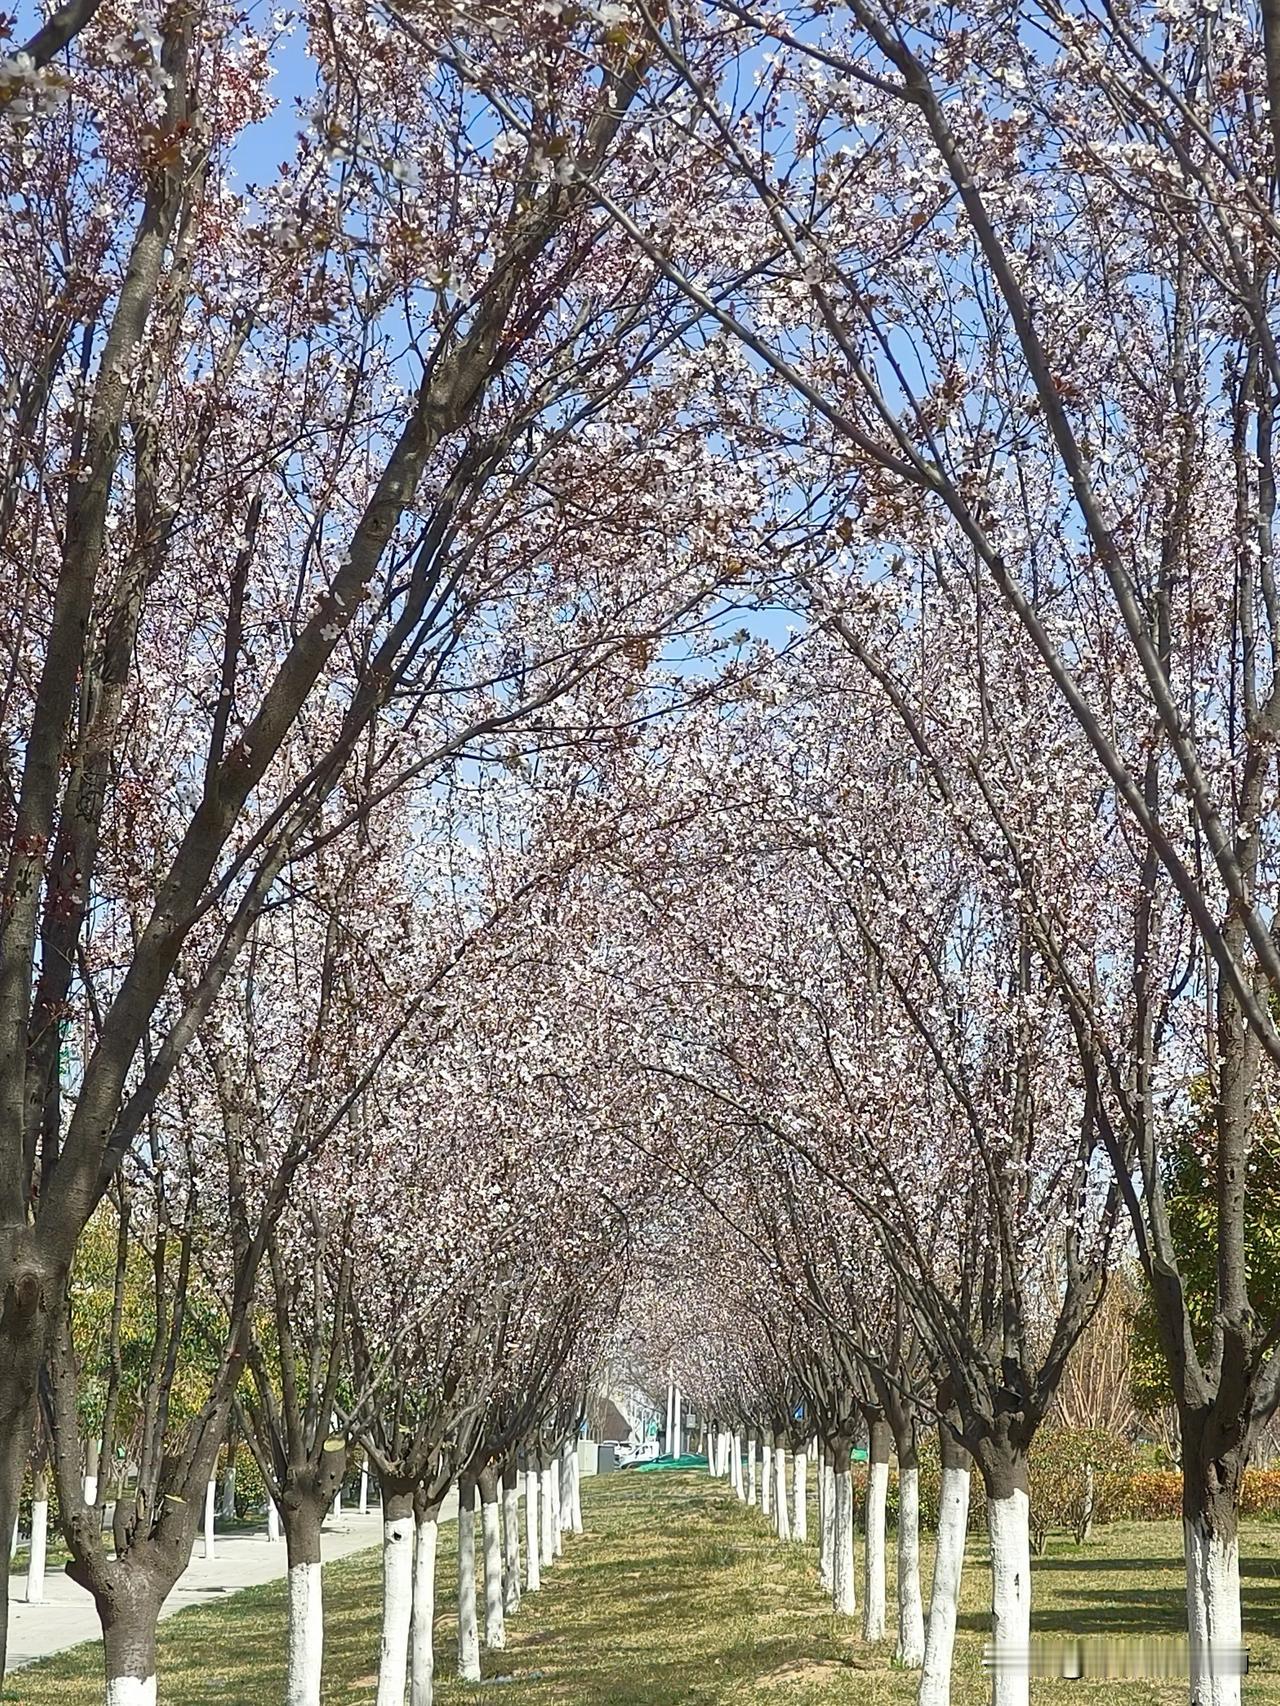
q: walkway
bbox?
[6,1506,391,1671]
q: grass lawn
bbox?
[11,1470,1280,1704]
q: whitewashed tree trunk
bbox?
[267,1498,281,1543]
[550,1455,564,1558]
[456,1475,481,1682]
[863,1456,888,1641]
[283,1496,327,1706]
[376,1493,416,1706]
[987,1484,1031,1706]
[762,1439,773,1520]
[502,1462,522,1614]
[219,1463,236,1521]
[920,1455,971,1706]
[203,1478,217,1560]
[409,1500,439,1706]
[287,1560,324,1706]
[569,1445,583,1534]
[25,1469,47,1604]
[896,1459,925,1667]
[558,1442,573,1534]
[747,1436,757,1506]
[524,1467,541,1593]
[479,1470,505,1651]
[665,1377,674,1457]
[819,1455,835,1592]
[539,1463,556,1568]
[832,1460,856,1616]
[673,1387,683,1457]
[773,1438,790,1541]
[792,1449,807,1544]
[102,1579,162,1706]
[360,1459,370,1517]
[1185,1511,1243,1706]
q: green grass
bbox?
[12,1471,1280,1703]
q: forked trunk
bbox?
[478,1467,505,1650]
[282,1492,326,1706]
[409,1495,440,1706]
[456,1474,481,1681]
[919,1428,971,1706]
[502,1459,521,1615]
[375,1487,416,1706]
[862,1418,890,1642]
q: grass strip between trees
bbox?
[13,1471,1280,1705]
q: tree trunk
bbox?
[1182,1427,1245,1706]
[99,1569,164,1706]
[283,1492,326,1706]
[819,1448,836,1592]
[863,1417,890,1642]
[550,1451,563,1556]
[919,1428,971,1706]
[456,1473,481,1682]
[983,1449,1031,1706]
[896,1443,926,1668]
[524,1464,541,1593]
[569,1443,583,1534]
[747,1435,757,1506]
[478,1467,505,1651]
[25,1465,48,1604]
[832,1451,857,1616]
[409,1495,440,1706]
[761,1438,773,1520]
[502,1459,521,1615]
[792,1445,807,1543]
[773,1434,790,1541]
[539,1461,556,1567]
[375,1487,416,1706]
[203,1477,216,1560]
[219,1460,237,1521]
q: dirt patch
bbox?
[756,1660,846,1688]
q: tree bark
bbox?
[478,1467,505,1650]
[863,1417,890,1641]
[832,1448,857,1616]
[539,1460,556,1567]
[919,1427,971,1706]
[25,1465,48,1604]
[792,1445,807,1543]
[375,1487,416,1706]
[773,1433,790,1541]
[1182,1421,1245,1706]
[762,1437,773,1520]
[983,1449,1031,1706]
[747,1435,757,1506]
[99,1566,165,1706]
[524,1463,541,1593]
[409,1494,440,1706]
[502,1459,521,1615]
[896,1442,926,1667]
[456,1473,481,1681]
[282,1490,326,1706]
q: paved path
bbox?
[6,1506,395,1672]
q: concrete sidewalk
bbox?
[6,1506,394,1672]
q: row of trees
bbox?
[4,5,1280,1706]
